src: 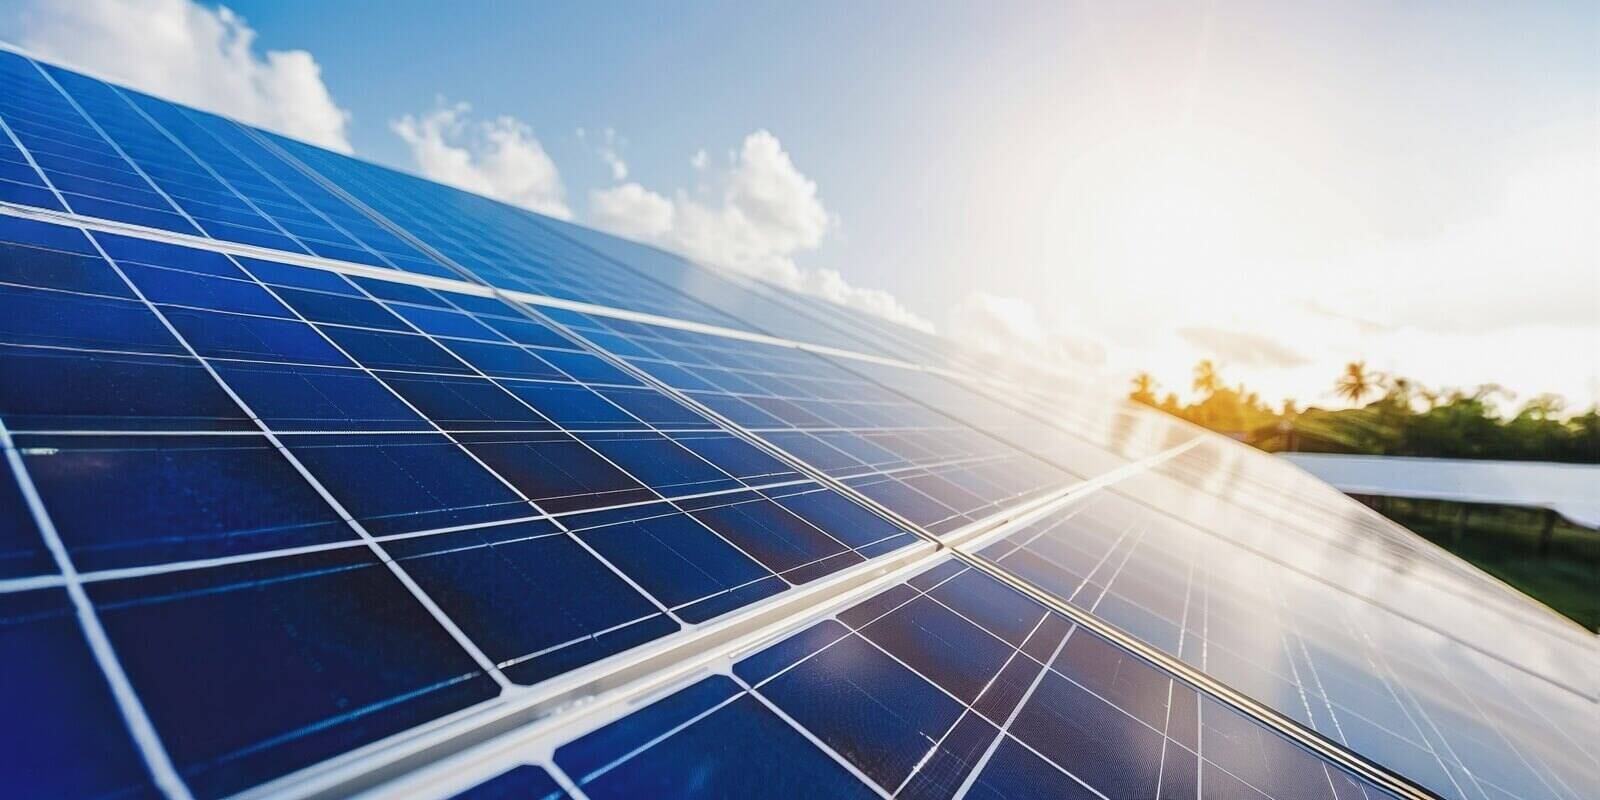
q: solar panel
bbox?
[0,47,1594,800]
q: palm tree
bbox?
[1335,361,1375,405]
[1192,360,1220,398]
[1130,372,1157,404]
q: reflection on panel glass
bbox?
[542,558,1398,800]
[970,444,1600,800]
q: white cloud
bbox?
[393,102,570,219]
[947,292,1106,367]
[587,130,932,332]
[17,0,352,152]
[590,182,673,239]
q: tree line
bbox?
[1131,360,1599,463]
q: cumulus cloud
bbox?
[947,292,1106,367]
[393,102,570,219]
[587,130,932,332]
[17,0,352,152]
[590,182,673,239]
[1177,326,1310,368]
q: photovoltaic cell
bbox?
[0,588,159,799]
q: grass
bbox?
[1375,498,1600,633]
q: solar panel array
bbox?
[0,47,1594,800]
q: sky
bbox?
[2,0,1596,410]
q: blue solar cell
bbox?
[755,632,965,789]
[389,304,502,340]
[437,293,512,317]
[692,392,786,427]
[1008,668,1166,797]
[902,712,1001,800]
[319,326,473,373]
[554,675,739,781]
[578,433,740,495]
[926,569,1048,648]
[568,506,779,618]
[96,232,241,278]
[378,373,553,430]
[87,548,500,799]
[847,475,956,527]
[0,463,51,579]
[0,283,182,354]
[858,596,1014,703]
[966,737,1099,800]
[385,521,678,686]
[670,432,800,483]
[119,263,293,317]
[212,361,430,431]
[1053,628,1173,729]
[770,487,911,550]
[537,349,642,386]
[161,306,351,365]
[450,765,569,800]
[474,316,573,349]
[732,619,855,688]
[0,214,96,254]
[237,256,357,293]
[555,676,877,799]
[502,381,638,428]
[0,240,132,296]
[758,431,863,472]
[0,589,158,799]
[274,287,410,330]
[688,494,855,579]
[970,649,1043,726]
[0,345,251,431]
[16,433,352,570]
[281,433,531,535]
[456,432,653,513]
[440,340,566,380]
[595,387,713,429]
[353,277,448,305]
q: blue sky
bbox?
[2,0,1596,408]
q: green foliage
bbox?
[1383,499,1599,631]
[1132,362,1600,464]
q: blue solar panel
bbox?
[0,213,921,795]
[545,558,1400,800]
[972,452,1600,800]
[1,47,1593,800]
[539,308,1077,533]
